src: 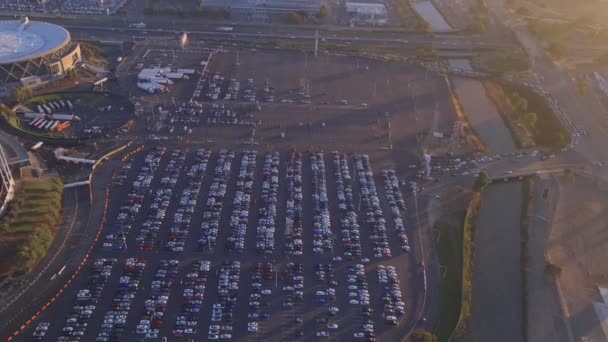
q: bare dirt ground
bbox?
[526,174,570,342]
[547,174,608,342]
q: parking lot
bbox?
[21,146,420,342]
[126,47,455,152]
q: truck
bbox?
[149,77,173,85]
[24,112,46,120]
[163,72,184,79]
[177,69,196,74]
[56,122,71,132]
[51,114,81,121]
[137,82,166,94]
[129,22,146,29]
[30,118,43,127]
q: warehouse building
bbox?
[201,0,322,18]
[345,2,388,25]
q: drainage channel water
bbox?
[412,1,453,32]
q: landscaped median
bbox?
[0,178,64,278]
[482,80,571,149]
[434,172,487,341]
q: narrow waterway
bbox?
[466,181,523,342]
[412,1,453,31]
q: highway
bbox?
[0,13,516,51]
[64,25,514,51]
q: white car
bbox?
[354,332,365,338]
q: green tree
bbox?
[318,5,329,18]
[524,112,537,128]
[594,52,608,66]
[510,92,528,115]
[286,11,307,24]
[415,47,439,62]
[411,329,438,342]
[576,78,589,94]
[547,41,565,58]
[416,20,432,35]
[516,6,529,16]
[469,16,487,33]
[473,171,490,191]
[0,104,15,120]
[12,87,33,103]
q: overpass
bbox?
[490,168,568,182]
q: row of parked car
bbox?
[136,260,179,338]
[166,149,211,252]
[332,151,362,259]
[199,150,235,250]
[32,322,50,341]
[207,105,255,126]
[378,265,405,324]
[96,258,147,341]
[241,78,257,102]
[225,151,257,252]
[246,262,274,334]
[311,152,334,254]
[285,152,304,255]
[210,261,241,339]
[281,262,304,313]
[256,152,280,254]
[168,102,203,126]
[355,155,393,259]
[313,263,340,338]
[104,148,165,250]
[224,78,240,101]
[206,72,224,100]
[172,259,210,337]
[347,264,377,341]
[136,150,186,252]
[53,258,116,341]
[382,170,411,253]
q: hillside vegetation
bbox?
[0,178,64,277]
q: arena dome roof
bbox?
[0,19,71,64]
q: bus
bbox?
[56,122,71,132]
[35,120,47,129]
[30,118,43,127]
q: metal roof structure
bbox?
[0,18,70,64]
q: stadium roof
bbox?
[0,19,70,64]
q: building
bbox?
[201,0,321,18]
[0,18,81,84]
[346,2,388,25]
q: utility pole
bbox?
[314,29,319,58]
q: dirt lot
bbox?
[547,174,608,342]
[527,175,570,342]
[170,48,456,158]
